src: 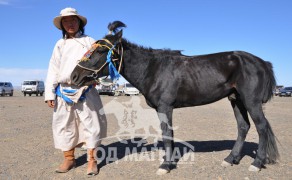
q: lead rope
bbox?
[118,44,123,73]
[72,36,87,49]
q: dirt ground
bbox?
[0,91,291,180]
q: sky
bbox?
[0,0,291,87]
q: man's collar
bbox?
[64,31,82,39]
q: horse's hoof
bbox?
[248,165,260,172]
[156,168,170,175]
[221,160,232,167]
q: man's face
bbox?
[61,16,80,36]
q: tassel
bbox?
[106,46,120,81]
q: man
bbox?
[45,7,106,175]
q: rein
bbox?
[77,39,123,81]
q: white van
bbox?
[123,83,140,96]
[21,80,45,96]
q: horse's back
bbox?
[143,51,275,108]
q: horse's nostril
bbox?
[71,72,78,82]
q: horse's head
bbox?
[71,21,126,86]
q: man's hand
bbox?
[47,100,55,108]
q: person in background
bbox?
[45,7,106,176]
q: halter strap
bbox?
[77,39,123,81]
[81,39,113,62]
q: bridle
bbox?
[76,38,123,82]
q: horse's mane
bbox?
[107,20,183,58]
[121,38,183,55]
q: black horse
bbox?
[71,21,279,174]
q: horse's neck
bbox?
[121,46,151,92]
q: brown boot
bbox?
[87,148,98,175]
[55,148,76,173]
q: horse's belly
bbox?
[174,92,228,108]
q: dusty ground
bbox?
[0,91,291,180]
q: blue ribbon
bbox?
[55,84,92,104]
[106,46,120,81]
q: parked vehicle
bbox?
[123,83,139,96]
[279,87,292,97]
[273,85,284,96]
[96,78,118,96]
[97,84,116,96]
[273,89,280,96]
[0,82,14,96]
[21,80,45,96]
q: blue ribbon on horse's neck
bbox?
[106,45,120,81]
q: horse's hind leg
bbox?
[246,103,279,171]
[222,97,250,167]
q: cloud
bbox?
[0,68,47,86]
[0,0,10,5]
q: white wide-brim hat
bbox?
[53,7,87,30]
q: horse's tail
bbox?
[252,55,279,162]
[266,120,280,163]
[262,61,280,163]
[262,61,276,103]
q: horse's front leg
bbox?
[156,105,176,175]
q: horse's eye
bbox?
[96,47,107,53]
